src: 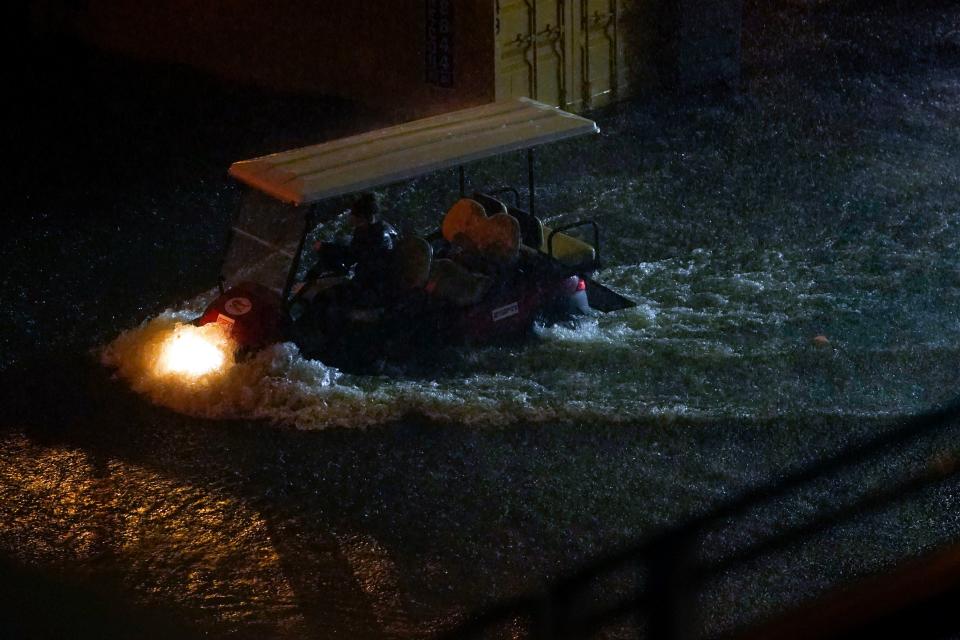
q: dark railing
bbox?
[439,398,960,640]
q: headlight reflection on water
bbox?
[155,323,233,380]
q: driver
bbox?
[346,192,399,281]
[313,192,398,303]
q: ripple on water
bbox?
[97,168,960,431]
[101,240,960,428]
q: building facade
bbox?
[48,0,740,118]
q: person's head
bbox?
[349,192,380,227]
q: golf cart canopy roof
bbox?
[228,98,599,206]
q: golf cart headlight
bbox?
[155,323,233,379]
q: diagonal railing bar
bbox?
[656,398,960,549]
[437,396,960,640]
[695,457,960,586]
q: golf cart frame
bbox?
[203,98,632,365]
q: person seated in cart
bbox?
[194,98,634,370]
[313,192,399,303]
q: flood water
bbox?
[102,89,960,429]
[4,4,960,638]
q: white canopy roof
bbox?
[228,98,599,205]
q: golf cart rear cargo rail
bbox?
[547,220,601,271]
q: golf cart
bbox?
[198,98,634,370]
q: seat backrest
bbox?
[442,198,488,246]
[472,192,509,217]
[473,192,544,248]
[518,212,544,249]
[442,198,521,265]
[393,235,433,289]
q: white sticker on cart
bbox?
[224,297,253,316]
[216,313,236,328]
[492,302,519,322]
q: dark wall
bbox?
[623,0,742,92]
[677,0,742,89]
[46,0,495,119]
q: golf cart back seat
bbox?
[393,235,433,290]
[393,234,492,307]
[474,192,543,248]
[473,192,596,269]
[442,198,521,266]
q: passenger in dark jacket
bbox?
[350,193,397,283]
[346,192,398,289]
[314,193,398,309]
[313,192,398,277]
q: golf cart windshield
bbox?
[220,191,306,295]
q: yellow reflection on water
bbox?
[0,431,444,637]
[0,433,301,632]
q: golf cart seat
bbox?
[473,192,544,249]
[472,192,595,268]
[393,235,433,290]
[442,198,521,266]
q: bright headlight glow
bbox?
[155,323,232,379]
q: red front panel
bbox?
[198,282,285,349]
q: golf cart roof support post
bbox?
[459,165,466,198]
[528,148,536,218]
[281,205,315,308]
[216,219,239,294]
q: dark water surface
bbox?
[4,2,960,637]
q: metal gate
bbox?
[495,0,623,112]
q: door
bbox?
[495,0,566,107]
[574,0,620,110]
[495,0,623,111]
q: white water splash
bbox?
[100,309,646,428]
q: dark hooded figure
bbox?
[346,192,399,287]
[308,192,398,311]
[347,192,398,271]
[314,193,397,274]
